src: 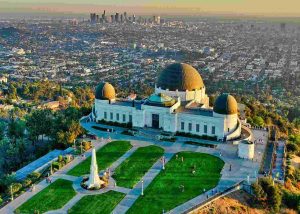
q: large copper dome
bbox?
[95,82,116,100]
[156,63,204,91]
[213,93,238,115]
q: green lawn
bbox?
[127,152,224,214]
[68,191,125,214]
[67,141,132,176]
[15,179,76,214]
[112,145,164,188]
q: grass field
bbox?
[127,152,224,214]
[15,179,76,214]
[67,141,132,176]
[68,191,125,214]
[112,145,164,188]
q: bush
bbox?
[22,178,32,188]
[58,155,63,162]
[52,161,61,170]
[27,172,41,182]
[287,143,299,153]
[175,132,218,141]
[0,174,16,193]
[82,141,92,151]
[282,190,300,211]
[97,119,132,128]
[9,183,22,194]
[0,196,2,205]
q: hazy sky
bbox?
[0,0,299,17]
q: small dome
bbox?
[157,63,204,91]
[95,82,115,100]
[213,93,238,115]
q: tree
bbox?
[0,121,6,140]
[268,185,281,213]
[253,116,265,127]
[8,119,25,143]
[252,182,266,199]
[26,109,53,144]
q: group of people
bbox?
[254,138,264,144]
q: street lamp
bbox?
[141,180,144,196]
[10,185,13,201]
[162,156,165,170]
[50,162,53,175]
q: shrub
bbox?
[52,161,61,170]
[282,190,300,212]
[287,143,299,153]
[27,172,41,182]
[0,196,2,205]
[0,174,16,193]
[58,155,63,162]
[8,183,22,194]
[96,119,132,128]
[175,132,217,141]
[22,178,32,188]
[82,141,92,151]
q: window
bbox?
[129,115,132,123]
[188,123,192,131]
[196,124,200,132]
[212,126,215,135]
[204,125,207,133]
[123,114,126,122]
[110,112,113,120]
[116,113,119,121]
[104,112,107,119]
[181,122,185,131]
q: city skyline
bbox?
[0,0,300,17]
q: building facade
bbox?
[91,63,242,141]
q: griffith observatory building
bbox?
[91,63,242,141]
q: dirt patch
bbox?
[291,155,300,169]
[192,190,265,214]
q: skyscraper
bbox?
[111,15,114,23]
[90,13,96,23]
[124,12,127,22]
[115,13,119,23]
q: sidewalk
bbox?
[112,151,175,214]
[0,139,107,214]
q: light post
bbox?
[73,139,76,149]
[50,162,53,175]
[247,175,250,184]
[10,185,13,201]
[81,141,83,154]
[162,156,165,170]
[141,180,144,196]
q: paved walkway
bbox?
[272,141,285,181]
[15,149,64,180]
[113,151,174,214]
[1,123,269,214]
[0,139,108,214]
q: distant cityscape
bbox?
[0,15,299,121]
[89,10,162,24]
